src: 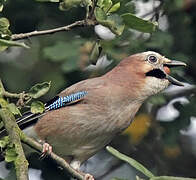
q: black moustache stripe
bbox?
[146,69,166,79]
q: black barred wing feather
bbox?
[46,91,87,111]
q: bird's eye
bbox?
[147,55,158,63]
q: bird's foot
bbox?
[39,142,52,159]
[84,173,95,180]
[70,160,95,180]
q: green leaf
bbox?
[108,2,120,13]
[7,103,22,116]
[106,14,125,35]
[106,146,155,178]
[0,97,8,108]
[95,7,107,21]
[0,136,9,149]
[0,5,3,12]
[97,0,113,12]
[59,0,82,11]
[89,41,102,65]
[97,0,103,7]
[5,146,17,162]
[0,39,30,52]
[0,0,6,12]
[31,101,45,114]
[95,7,125,35]
[103,0,112,12]
[83,0,92,7]
[28,82,51,99]
[0,17,11,40]
[121,13,158,33]
[0,18,9,29]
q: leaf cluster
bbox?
[0,81,50,163]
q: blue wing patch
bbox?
[0,91,88,137]
[47,91,88,111]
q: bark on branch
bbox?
[11,20,87,41]
[0,79,29,180]
[0,109,29,180]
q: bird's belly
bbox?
[45,128,114,161]
[46,114,133,161]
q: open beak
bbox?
[163,60,187,86]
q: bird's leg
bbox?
[42,142,52,154]
[38,140,52,159]
[70,160,95,180]
[83,173,95,180]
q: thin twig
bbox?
[11,20,87,41]
[2,91,22,98]
[2,90,30,107]
[0,79,31,107]
[21,134,84,180]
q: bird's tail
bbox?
[0,111,45,138]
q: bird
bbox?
[0,51,186,179]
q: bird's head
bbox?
[137,51,186,97]
[107,51,186,100]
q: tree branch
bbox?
[0,109,29,180]
[11,20,87,41]
[21,134,84,180]
[0,79,29,180]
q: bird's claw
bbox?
[39,142,52,159]
[84,173,95,180]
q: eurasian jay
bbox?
[0,51,186,179]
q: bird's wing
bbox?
[0,76,106,137]
[0,91,88,137]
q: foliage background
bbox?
[0,0,196,179]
